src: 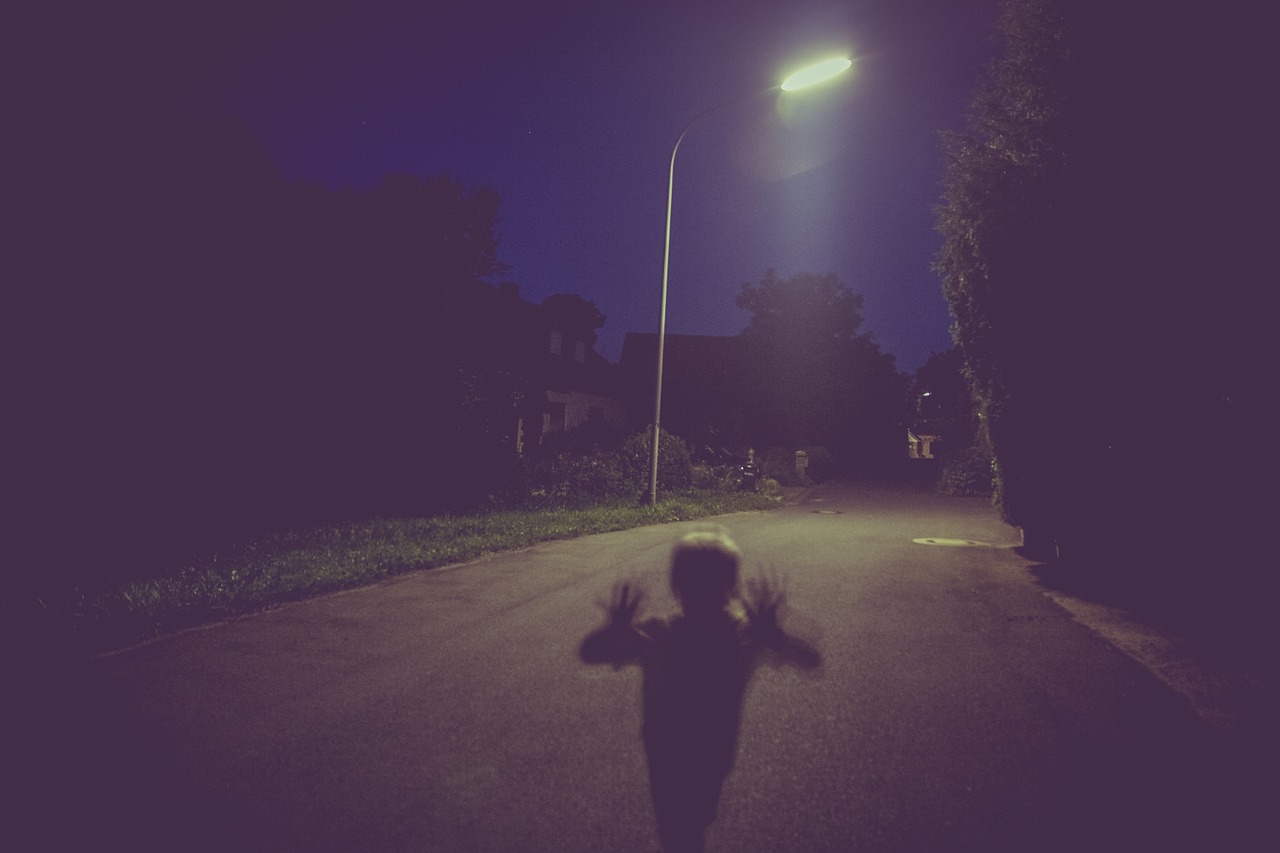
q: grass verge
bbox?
[20,489,782,657]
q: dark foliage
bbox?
[910,349,977,459]
[12,112,559,587]
[935,0,1270,600]
[518,427,697,508]
[620,333,755,460]
[937,446,994,497]
[736,270,908,473]
[623,429,694,497]
[522,449,634,509]
[520,421,629,507]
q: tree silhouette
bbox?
[736,270,907,471]
[910,349,977,457]
[936,0,1270,600]
[16,109,527,585]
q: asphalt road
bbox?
[17,480,1274,851]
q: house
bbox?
[498,285,626,453]
[907,430,941,459]
[619,332,753,457]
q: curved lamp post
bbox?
[648,57,852,505]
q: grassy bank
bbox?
[22,489,783,657]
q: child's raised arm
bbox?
[579,581,648,667]
[743,574,823,670]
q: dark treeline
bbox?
[15,112,541,588]
[735,270,908,471]
[621,270,909,479]
[936,1,1271,635]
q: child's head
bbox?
[669,529,741,616]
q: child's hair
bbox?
[669,529,741,612]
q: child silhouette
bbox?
[580,529,821,853]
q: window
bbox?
[548,401,567,431]
[574,340,586,363]
[548,331,562,356]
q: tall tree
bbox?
[20,133,519,585]
[308,173,513,519]
[537,294,606,348]
[935,0,1077,554]
[736,270,906,471]
[936,1,1270,571]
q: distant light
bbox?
[780,57,852,91]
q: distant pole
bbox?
[648,57,852,505]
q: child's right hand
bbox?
[744,573,786,635]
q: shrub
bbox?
[620,428,693,497]
[756,477,783,498]
[937,445,995,496]
[520,428,696,507]
[523,449,631,508]
[691,463,739,492]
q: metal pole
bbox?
[648,133,683,505]
[648,88,777,505]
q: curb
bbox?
[1040,586,1280,741]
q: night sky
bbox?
[17,1,1000,371]
[143,0,1003,374]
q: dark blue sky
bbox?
[192,1,1000,372]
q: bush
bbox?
[620,428,693,497]
[756,477,782,498]
[691,463,740,493]
[522,449,631,508]
[937,445,995,496]
[520,429,697,507]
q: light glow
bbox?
[780,57,852,91]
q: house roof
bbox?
[619,332,743,378]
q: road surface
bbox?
[17,480,1273,851]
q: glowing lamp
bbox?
[780,57,852,91]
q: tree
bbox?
[934,0,1077,553]
[737,269,869,345]
[313,173,515,518]
[936,0,1270,575]
[537,294,606,348]
[20,127,524,586]
[911,349,977,456]
[736,270,907,471]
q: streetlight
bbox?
[647,56,852,505]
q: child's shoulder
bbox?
[662,611,752,645]
[637,616,673,638]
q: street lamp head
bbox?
[780,57,852,91]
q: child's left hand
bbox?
[606,581,645,628]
